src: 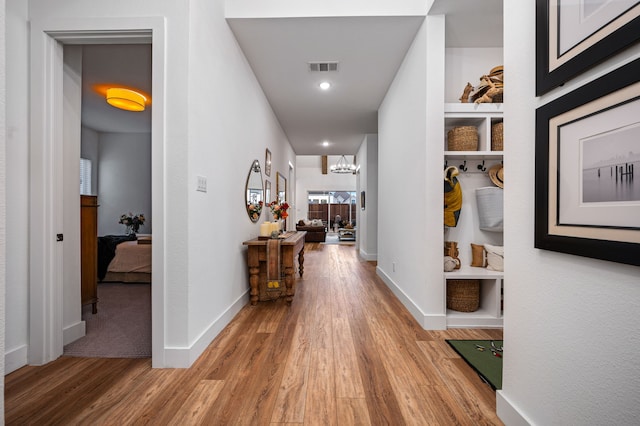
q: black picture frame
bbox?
[535,58,640,266]
[536,0,640,96]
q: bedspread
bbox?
[107,240,152,273]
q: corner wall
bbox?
[377,16,446,329]
[356,134,378,261]
[498,2,640,424]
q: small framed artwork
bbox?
[361,191,366,210]
[535,58,640,266]
[265,180,271,206]
[265,148,272,177]
[536,0,640,95]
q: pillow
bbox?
[298,219,305,226]
[484,244,504,271]
[304,219,312,226]
[311,219,323,227]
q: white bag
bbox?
[476,187,503,232]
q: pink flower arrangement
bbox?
[268,201,289,220]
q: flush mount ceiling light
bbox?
[319,81,331,91]
[330,155,356,174]
[106,87,147,111]
[322,141,330,147]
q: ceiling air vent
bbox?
[308,61,339,72]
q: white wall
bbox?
[5,0,29,374]
[1,0,7,416]
[226,0,429,18]
[356,134,378,261]
[184,0,296,356]
[377,16,446,329]
[498,2,640,424]
[97,132,152,236]
[294,155,357,225]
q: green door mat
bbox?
[446,340,503,390]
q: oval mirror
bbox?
[246,159,264,222]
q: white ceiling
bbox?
[81,1,502,155]
[81,44,152,134]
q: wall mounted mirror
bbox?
[246,159,264,222]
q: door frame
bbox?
[29,17,166,366]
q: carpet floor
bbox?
[63,283,151,358]
[446,339,503,390]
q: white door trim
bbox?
[29,17,167,366]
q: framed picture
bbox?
[536,0,640,95]
[535,58,640,266]
[265,148,272,177]
[361,191,366,210]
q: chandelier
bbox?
[330,155,356,174]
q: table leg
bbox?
[249,266,259,305]
[284,266,295,304]
[298,247,305,277]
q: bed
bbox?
[98,235,152,283]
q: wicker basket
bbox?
[447,126,478,151]
[446,279,480,312]
[491,122,503,151]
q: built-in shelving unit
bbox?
[444,103,504,328]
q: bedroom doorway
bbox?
[63,43,153,359]
[29,19,166,367]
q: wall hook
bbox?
[477,160,486,172]
[459,161,468,172]
[444,160,448,169]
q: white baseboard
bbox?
[376,266,446,330]
[5,344,28,375]
[497,390,532,426]
[63,320,86,345]
[162,291,249,368]
[359,248,377,261]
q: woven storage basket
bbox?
[447,279,480,312]
[491,122,504,151]
[447,126,478,151]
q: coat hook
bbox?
[477,160,486,172]
[459,161,468,172]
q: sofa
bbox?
[296,219,327,242]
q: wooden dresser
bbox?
[81,195,98,314]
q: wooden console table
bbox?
[243,231,306,305]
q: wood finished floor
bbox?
[5,242,504,425]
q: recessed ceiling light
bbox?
[319,81,331,91]
[322,141,330,147]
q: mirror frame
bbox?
[245,159,264,223]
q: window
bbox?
[80,158,92,195]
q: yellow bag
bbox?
[444,166,462,227]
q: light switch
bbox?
[197,176,207,192]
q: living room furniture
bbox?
[243,231,306,305]
[296,221,327,242]
[81,195,98,314]
[338,227,356,241]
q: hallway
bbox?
[5,243,503,425]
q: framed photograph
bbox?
[535,58,640,266]
[536,0,640,95]
[265,148,272,177]
[361,191,366,210]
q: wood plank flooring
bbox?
[5,242,504,425]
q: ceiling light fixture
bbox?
[330,155,356,174]
[106,87,147,111]
[322,141,330,147]
[319,81,331,91]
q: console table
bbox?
[243,231,306,305]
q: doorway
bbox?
[29,18,166,366]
